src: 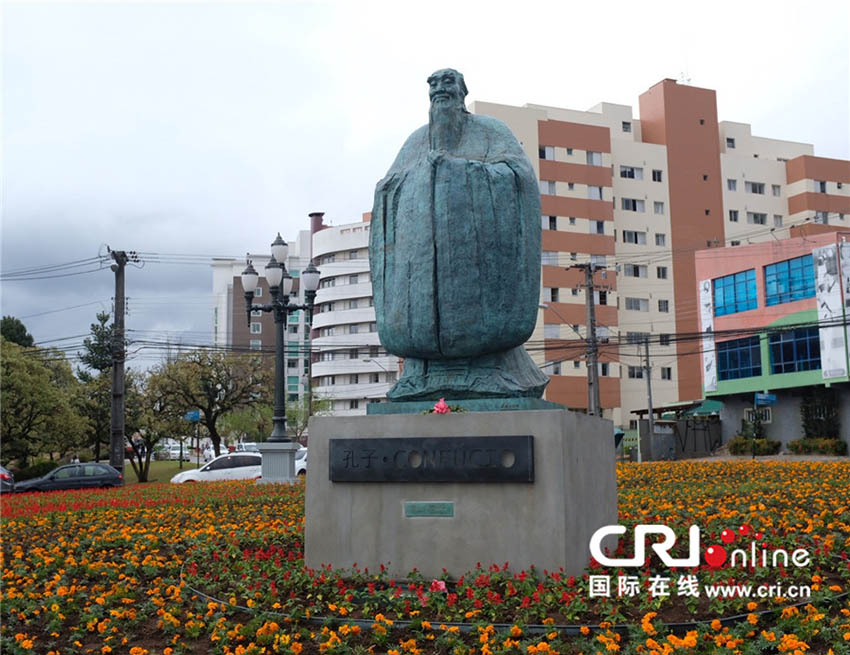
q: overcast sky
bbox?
[2,0,848,368]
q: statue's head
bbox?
[427,69,468,112]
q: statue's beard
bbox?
[429,99,465,153]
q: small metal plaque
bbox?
[404,501,454,518]
[329,435,533,482]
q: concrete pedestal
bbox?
[257,441,300,484]
[304,409,617,579]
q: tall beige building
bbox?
[471,78,849,430]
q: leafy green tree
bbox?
[286,392,333,443]
[77,311,114,376]
[153,351,271,457]
[127,367,188,482]
[1,338,88,466]
[220,404,273,444]
[1,316,34,347]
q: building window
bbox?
[656,266,668,279]
[774,214,783,227]
[250,339,261,351]
[713,269,757,316]
[370,373,380,383]
[626,332,649,345]
[539,145,555,160]
[658,299,669,313]
[573,360,581,369]
[349,348,359,359]
[621,198,645,212]
[251,308,262,317]
[745,181,765,194]
[625,297,649,312]
[764,255,815,306]
[320,278,336,289]
[726,137,736,148]
[717,336,762,380]
[250,322,262,334]
[655,233,666,246]
[349,399,360,410]
[729,210,739,222]
[623,230,647,244]
[659,334,671,346]
[661,367,672,380]
[624,264,647,278]
[542,251,558,266]
[599,362,609,376]
[549,287,560,302]
[816,180,827,193]
[571,288,579,296]
[814,211,829,224]
[287,359,298,369]
[569,217,576,225]
[597,290,607,305]
[254,287,263,297]
[349,324,359,334]
[586,151,602,166]
[348,274,359,285]
[628,366,644,379]
[593,220,605,234]
[350,374,359,384]
[539,180,556,195]
[568,182,574,190]
[570,252,577,261]
[654,201,664,214]
[620,165,643,179]
[731,240,741,246]
[652,169,663,182]
[543,324,560,339]
[548,216,558,230]
[769,327,821,374]
[549,361,561,375]
[727,179,737,191]
[772,184,781,197]
[746,212,767,225]
[622,121,632,133]
[590,255,607,267]
[566,148,573,155]
[369,322,377,332]
[288,325,298,334]
[587,186,603,200]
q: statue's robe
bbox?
[370,113,547,400]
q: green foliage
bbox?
[788,438,848,455]
[150,351,272,457]
[799,387,840,438]
[220,404,273,443]
[728,436,781,456]
[77,311,114,374]
[0,338,89,467]
[286,392,333,441]
[13,460,59,481]
[1,316,34,347]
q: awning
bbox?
[683,399,723,416]
[632,399,723,418]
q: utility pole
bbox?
[643,336,654,463]
[567,262,607,416]
[109,249,128,479]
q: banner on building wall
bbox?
[814,244,847,379]
[840,242,850,368]
[699,279,717,392]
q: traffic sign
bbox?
[754,393,777,406]
[183,410,201,422]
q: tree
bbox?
[1,316,34,347]
[153,351,271,457]
[1,338,88,466]
[220,404,273,444]
[127,368,187,482]
[286,393,333,443]
[77,311,114,376]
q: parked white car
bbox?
[171,453,262,483]
[168,444,191,461]
[295,447,307,476]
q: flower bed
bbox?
[2,461,849,654]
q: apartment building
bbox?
[694,230,850,444]
[310,213,400,416]
[470,78,850,430]
[211,229,313,402]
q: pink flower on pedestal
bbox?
[433,398,451,414]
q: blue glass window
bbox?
[764,255,815,306]
[768,327,821,374]
[716,336,762,380]
[714,270,757,316]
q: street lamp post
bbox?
[241,233,320,482]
